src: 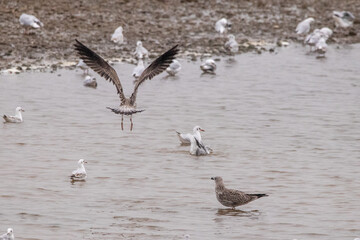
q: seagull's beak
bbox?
[211,177,215,180]
[21,109,25,112]
[200,128,205,132]
[84,161,88,163]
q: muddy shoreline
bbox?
[1,0,359,73]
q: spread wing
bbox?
[130,45,179,105]
[74,39,126,104]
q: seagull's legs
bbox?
[121,114,124,130]
[130,115,133,131]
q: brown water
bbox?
[1,44,360,240]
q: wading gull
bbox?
[70,159,87,181]
[304,29,322,49]
[176,126,204,145]
[0,228,14,240]
[132,59,145,78]
[215,18,231,34]
[134,41,149,59]
[166,59,181,76]
[74,39,179,131]
[111,26,124,44]
[200,59,216,74]
[189,135,212,156]
[296,17,314,35]
[315,37,327,58]
[333,11,355,28]
[19,13,43,34]
[3,107,25,123]
[77,59,89,75]
[225,34,239,53]
[211,177,268,209]
[83,75,97,88]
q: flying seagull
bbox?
[211,176,268,209]
[74,39,179,130]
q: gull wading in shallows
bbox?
[74,40,179,131]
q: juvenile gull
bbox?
[0,228,14,240]
[200,59,216,74]
[333,11,355,28]
[176,126,204,145]
[225,34,239,54]
[296,17,314,35]
[70,159,87,181]
[215,18,231,34]
[132,59,145,78]
[3,107,25,123]
[19,13,43,34]
[189,135,212,156]
[211,176,268,209]
[74,39,179,130]
[83,75,97,88]
[77,59,89,75]
[134,41,149,59]
[166,59,181,76]
[111,26,124,44]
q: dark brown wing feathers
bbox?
[74,39,126,104]
[130,45,179,104]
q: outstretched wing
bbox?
[130,45,179,105]
[74,39,126,104]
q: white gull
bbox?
[189,135,212,156]
[111,26,124,44]
[3,107,25,123]
[176,126,204,145]
[132,59,145,78]
[296,17,314,35]
[225,34,239,53]
[333,11,355,28]
[166,59,181,76]
[0,228,14,240]
[134,41,149,59]
[83,75,97,88]
[200,59,216,74]
[215,18,231,34]
[70,159,87,181]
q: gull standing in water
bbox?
[83,75,97,88]
[74,39,179,130]
[77,59,89,75]
[225,34,239,54]
[211,177,268,209]
[176,126,204,145]
[132,59,145,78]
[215,18,231,34]
[0,228,14,240]
[3,107,25,123]
[189,135,212,156]
[200,59,216,74]
[134,41,149,59]
[70,159,87,181]
[111,26,124,44]
[333,11,355,28]
[166,59,181,76]
[19,13,43,34]
[315,37,328,58]
[304,29,322,49]
[296,17,314,35]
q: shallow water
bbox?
[1,44,360,240]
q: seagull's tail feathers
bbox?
[249,193,269,199]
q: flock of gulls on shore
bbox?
[1,9,357,239]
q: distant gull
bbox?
[19,13,43,34]
[296,17,314,35]
[74,39,179,130]
[134,41,149,59]
[3,107,25,123]
[166,59,181,76]
[176,126,204,145]
[225,34,239,53]
[83,75,97,88]
[70,159,87,181]
[200,59,216,74]
[189,135,212,156]
[333,11,355,28]
[320,27,333,40]
[304,29,322,49]
[0,228,14,240]
[315,37,327,58]
[132,59,145,78]
[215,18,231,34]
[77,59,89,75]
[111,26,124,44]
[211,176,268,209]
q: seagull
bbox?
[0,228,14,240]
[134,41,149,59]
[215,18,231,34]
[19,13,43,34]
[315,37,328,58]
[132,59,145,78]
[176,126,204,145]
[200,59,216,74]
[304,29,322,49]
[296,17,314,35]
[320,27,333,40]
[211,177,268,209]
[83,75,97,88]
[111,26,124,44]
[74,39,179,131]
[189,135,212,156]
[225,34,239,54]
[70,159,87,181]
[77,59,89,75]
[3,107,25,123]
[333,11,355,28]
[166,59,181,76]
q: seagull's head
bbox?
[205,59,216,67]
[7,228,13,235]
[307,17,315,23]
[227,34,235,40]
[16,107,25,112]
[193,126,205,133]
[342,11,355,22]
[211,176,223,183]
[137,41,143,47]
[85,75,91,81]
[78,159,87,164]
[219,18,227,26]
